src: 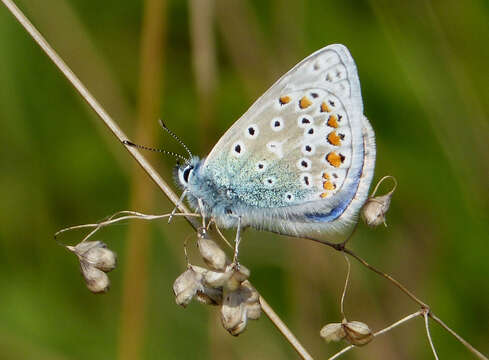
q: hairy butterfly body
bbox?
[177,44,375,244]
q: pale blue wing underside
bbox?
[202,44,375,242]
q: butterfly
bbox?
[175,44,375,250]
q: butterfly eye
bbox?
[183,166,193,183]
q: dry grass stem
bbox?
[340,255,350,320]
[424,310,439,360]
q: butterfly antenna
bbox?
[123,140,188,162]
[158,119,193,159]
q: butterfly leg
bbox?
[232,216,242,267]
[197,198,207,228]
[168,189,188,223]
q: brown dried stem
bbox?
[424,309,439,360]
[0,1,312,359]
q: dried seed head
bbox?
[362,176,397,227]
[245,302,261,320]
[361,194,392,227]
[320,323,346,343]
[220,280,261,336]
[343,320,373,346]
[221,289,248,336]
[173,267,203,307]
[201,267,234,288]
[81,262,110,294]
[68,241,117,272]
[83,246,117,272]
[197,238,228,271]
[241,281,261,320]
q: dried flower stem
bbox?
[0,1,312,359]
[424,310,439,360]
[340,255,350,320]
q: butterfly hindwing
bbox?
[199,44,375,241]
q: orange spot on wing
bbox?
[327,131,342,146]
[322,173,330,180]
[323,181,335,190]
[320,192,328,198]
[321,102,331,113]
[327,115,339,128]
[326,152,344,168]
[279,96,291,105]
[299,96,312,109]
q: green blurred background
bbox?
[0,0,488,359]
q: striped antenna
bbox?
[158,119,193,159]
[122,140,188,163]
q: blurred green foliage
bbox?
[0,0,487,359]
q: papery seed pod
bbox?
[67,240,100,254]
[245,302,261,320]
[343,320,373,346]
[68,241,117,272]
[173,267,203,307]
[241,281,261,319]
[241,281,259,302]
[81,262,110,294]
[83,246,117,272]
[203,268,233,288]
[191,265,231,288]
[221,289,248,336]
[197,238,228,271]
[361,194,392,227]
[362,175,396,227]
[320,323,346,343]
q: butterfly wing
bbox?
[202,44,375,242]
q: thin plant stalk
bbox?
[424,311,439,360]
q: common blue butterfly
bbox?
[176,44,375,246]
